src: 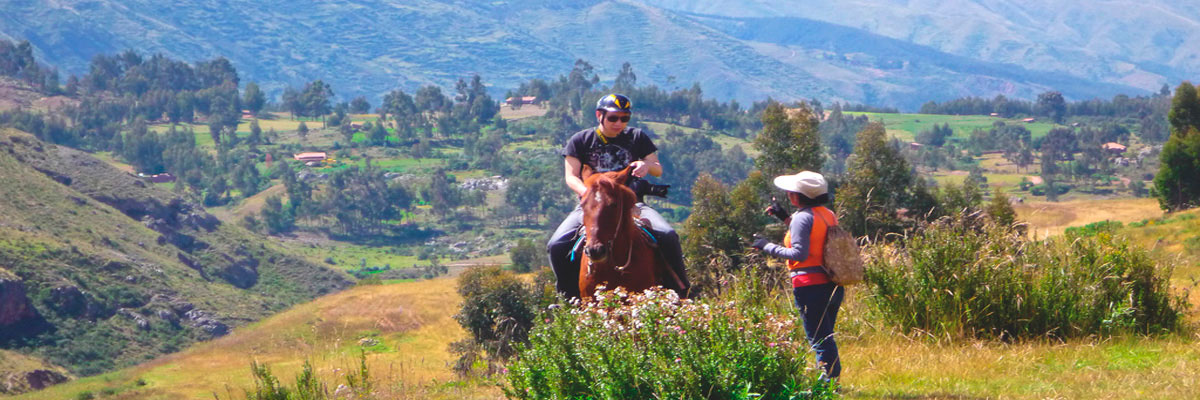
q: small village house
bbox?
[504,96,541,107]
[293,152,327,162]
[149,172,176,183]
[1102,142,1127,155]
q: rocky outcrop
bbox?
[1,368,70,395]
[47,285,105,320]
[22,369,69,390]
[0,273,47,342]
[117,308,151,331]
[184,310,228,337]
[219,257,259,289]
[0,277,38,326]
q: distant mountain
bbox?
[639,0,1200,94]
[0,128,350,385]
[0,0,1176,110]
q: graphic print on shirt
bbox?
[588,144,633,173]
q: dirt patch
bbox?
[275,230,335,248]
[32,96,79,113]
[498,105,548,120]
[445,254,513,277]
[0,77,41,113]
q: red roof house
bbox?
[504,96,540,106]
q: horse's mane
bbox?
[585,171,637,209]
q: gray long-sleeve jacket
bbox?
[762,208,816,262]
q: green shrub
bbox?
[452,266,537,375]
[508,238,540,273]
[1031,183,1070,196]
[504,288,836,400]
[865,217,1185,340]
[1064,220,1123,237]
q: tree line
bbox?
[919,90,1170,143]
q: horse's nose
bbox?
[585,244,609,261]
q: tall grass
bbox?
[865,217,1186,340]
[503,285,836,400]
[222,352,372,400]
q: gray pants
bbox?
[546,203,689,299]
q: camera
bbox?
[628,178,670,198]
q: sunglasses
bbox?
[606,115,631,123]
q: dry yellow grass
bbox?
[828,290,1200,400]
[241,117,305,133]
[15,277,502,400]
[843,331,1200,399]
[1014,197,1163,237]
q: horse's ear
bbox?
[614,165,635,185]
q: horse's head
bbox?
[581,166,637,263]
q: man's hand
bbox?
[629,160,649,178]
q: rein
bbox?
[587,193,637,275]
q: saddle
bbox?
[569,218,658,262]
[569,217,686,297]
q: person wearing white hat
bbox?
[751,170,844,381]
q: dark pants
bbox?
[546,203,689,299]
[793,282,844,379]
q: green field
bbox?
[642,121,755,155]
[287,240,422,273]
[847,112,1064,143]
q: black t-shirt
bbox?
[562,127,657,173]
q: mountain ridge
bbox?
[0,1,1178,111]
[637,0,1200,93]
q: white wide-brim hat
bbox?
[773,171,828,199]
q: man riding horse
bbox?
[546,94,690,300]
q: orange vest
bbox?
[783,206,837,286]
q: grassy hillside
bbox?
[9,277,499,400]
[19,254,1200,399]
[10,197,1199,399]
[1118,208,1200,307]
[0,129,351,387]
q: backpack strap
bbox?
[812,207,835,230]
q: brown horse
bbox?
[578,166,671,300]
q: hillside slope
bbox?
[639,0,1200,93]
[0,0,1149,109]
[8,277,491,400]
[0,129,351,392]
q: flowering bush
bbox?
[504,287,837,400]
